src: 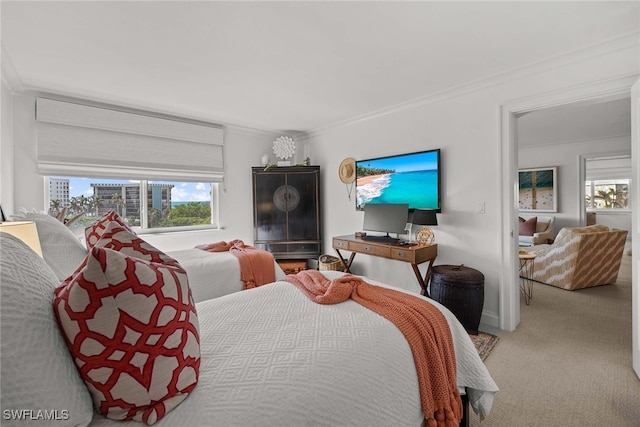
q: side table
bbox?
[519,250,536,305]
[430,265,484,335]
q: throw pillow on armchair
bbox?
[519,216,537,236]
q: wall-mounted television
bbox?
[355,149,441,212]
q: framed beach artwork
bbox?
[518,167,558,212]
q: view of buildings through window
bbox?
[48,177,216,230]
[585,179,629,209]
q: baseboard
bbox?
[479,310,500,331]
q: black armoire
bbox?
[252,166,321,267]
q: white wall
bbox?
[303,41,638,328]
[1,80,15,216]
[519,136,631,234]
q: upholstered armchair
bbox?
[528,224,628,290]
[518,215,555,246]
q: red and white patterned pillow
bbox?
[91,220,181,268]
[85,210,136,249]
[54,230,200,425]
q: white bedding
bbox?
[89,271,498,427]
[167,248,286,303]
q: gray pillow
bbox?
[14,212,87,281]
[0,233,94,426]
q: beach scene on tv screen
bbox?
[356,150,439,210]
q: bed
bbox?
[12,211,286,303]
[165,248,286,302]
[0,216,498,427]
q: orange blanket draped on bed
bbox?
[195,240,276,290]
[285,270,462,427]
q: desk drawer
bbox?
[332,238,349,250]
[390,248,417,263]
[349,242,390,257]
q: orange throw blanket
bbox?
[196,240,276,290]
[285,270,462,427]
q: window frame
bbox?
[585,178,630,212]
[46,176,221,234]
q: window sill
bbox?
[587,209,631,215]
[136,225,223,236]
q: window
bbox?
[585,179,629,210]
[48,176,219,232]
[36,97,225,233]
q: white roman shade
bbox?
[586,157,631,181]
[36,98,224,181]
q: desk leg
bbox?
[412,257,435,298]
[334,249,356,274]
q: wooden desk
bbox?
[332,235,438,297]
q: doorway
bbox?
[499,78,635,332]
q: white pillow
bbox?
[0,232,94,427]
[14,212,87,281]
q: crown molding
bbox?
[218,122,278,138]
[1,45,25,91]
[306,31,640,137]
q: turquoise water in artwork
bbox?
[356,170,439,209]
[519,170,554,189]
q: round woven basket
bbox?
[319,255,344,271]
[430,265,484,335]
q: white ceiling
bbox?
[1,1,638,136]
[517,97,632,147]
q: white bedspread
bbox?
[89,271,498,427]
[167,248,286,303]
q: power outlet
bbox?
[476,201,485,214]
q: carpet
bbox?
[469,331,499,361]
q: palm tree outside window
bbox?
[585,179,630,209]
[47,176,218,232]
